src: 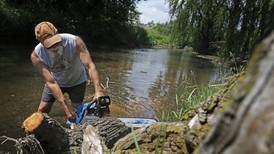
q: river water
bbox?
[0,45,224,138]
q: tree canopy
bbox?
[0,0,150,47]
[168,0,274,58]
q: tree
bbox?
[168,0,274,58]
[0,0,149,47]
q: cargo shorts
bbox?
[42,81,86,103]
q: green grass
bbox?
[161,83,222,121]
[132,127,142,154]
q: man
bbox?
[31,21,105,121]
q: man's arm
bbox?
[30,51,75,119]
[75,36,105,98]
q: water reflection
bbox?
[125,49,168,118]
[0,46,219,138]
[148,49,217,118]
[94,49,218,119]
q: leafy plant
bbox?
[162,82,221,121]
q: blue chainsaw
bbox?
[67,96,111,125]
[67,95,158,128]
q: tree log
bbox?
[112,122,189,153]
[1,112,132,153]
[81,125,105,154]
[21,112,73,153]
[199,31,274,153]
[82,116,131,149]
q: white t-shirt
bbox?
[34,33,87,87]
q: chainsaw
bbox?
[67,96,111,125]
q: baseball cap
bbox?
[34,21,62,48]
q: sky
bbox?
[136,0,170,24]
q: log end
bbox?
[22,112,44,133]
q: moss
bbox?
[217,43,268,113]
[213,72,243,113]
[186,124,210,144]
[112,123,190,153]
[246,44,266,75]
[181,110,197,122]
[231,44,267,105]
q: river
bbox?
[0,45,225,138]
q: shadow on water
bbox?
[0,45,222,138]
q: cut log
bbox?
[81,125,104,154]
[82,116,131,149]
[21,112,72,153]
[18,112,131,153]
[22,112,44,133]
[2,112,89,153]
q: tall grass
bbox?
[132,83,222,153]
[161,83,222,121]
[131,127,142,154]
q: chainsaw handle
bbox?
[96,96,111,106]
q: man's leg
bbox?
[38,100,53,113]
[38,85,56,113]
[67,82,86,110]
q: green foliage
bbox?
[0,0,32,38]
[0,0,150,47]
[144,22,174,47]
[161,83,221,121]
[131,127,142,154]
[168,0,274,58]
[168,0,226,53]
[126,24,151,47]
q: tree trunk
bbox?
[21,112,76,153]
[199,31,274,154]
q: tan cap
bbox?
[34,21,62,48]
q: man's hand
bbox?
[63,101,76,122]
[67,112,76,122]
[94,91,105,100]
